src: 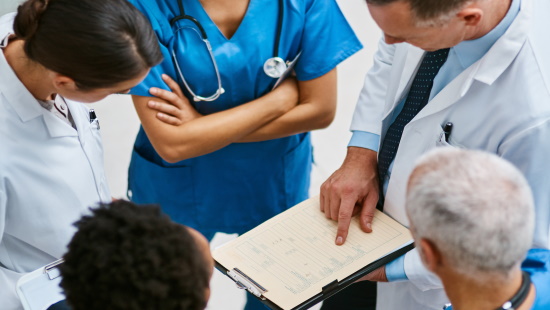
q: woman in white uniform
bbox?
[0,0,162,309]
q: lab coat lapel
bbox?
[411,63,478,122]
[68,100,90,137]
[382,46,424,120]
[68,99,109,201]
[41,98,78,138]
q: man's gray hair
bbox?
[366,0,475,26]
[406,148,534,279]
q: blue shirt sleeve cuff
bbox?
[385,255,408,282]
[348,131,380,152]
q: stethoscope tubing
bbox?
[169,0,285,101]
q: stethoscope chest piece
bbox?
[263,57,288,78]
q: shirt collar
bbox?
[452,0,521,70]
[0,35,44,122]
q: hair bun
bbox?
[13,0,49,40]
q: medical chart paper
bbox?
[213,196,413,310]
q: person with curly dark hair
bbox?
[59,200,213,310]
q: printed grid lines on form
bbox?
[234,208,404,294]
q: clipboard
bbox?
[16,259,65,310]
[213,196,415,310]
[215,242,414,310]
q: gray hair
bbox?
[366,0,475,26]
[406,148,534,280]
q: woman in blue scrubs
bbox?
[126,0,361,307]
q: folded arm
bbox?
[132,75,299,163]
[237,68,337,142]
[136,68,336,162]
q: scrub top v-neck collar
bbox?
[188,0,255,42]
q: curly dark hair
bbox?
[59,200,210,310]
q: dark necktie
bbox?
[377,48,450,189]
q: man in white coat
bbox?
[320,0,550,309]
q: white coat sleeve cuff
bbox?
[404,248,444,291]
[348,131,380,152]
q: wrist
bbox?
[345,147,378,166]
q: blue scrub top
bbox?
[127,0,362,238]
[522,249,550,309]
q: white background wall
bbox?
[1,0,381,308]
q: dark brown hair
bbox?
[13,0,163,89]
[366,0,472,22]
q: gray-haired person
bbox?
[406,148,550,310]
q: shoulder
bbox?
[287,0,345,15]
[126,0,164,26]
[127,0,173,43]
[127,0,157,13]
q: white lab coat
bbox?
[351,0,550,309]
[0,13,111,309]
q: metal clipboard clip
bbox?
[44,259,64,280]
[227,268,268,299]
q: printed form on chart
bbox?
[213,196,412,310]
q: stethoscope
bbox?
[170,0,287,102]
[442,271,532,310]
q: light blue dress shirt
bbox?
[350,0,521,282]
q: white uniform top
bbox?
[351,0,550,309]
[0,13,111,309]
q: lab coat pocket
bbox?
[436,131,452,147]
[91,119,100,131]
[435,124,465,148]
[283,134,313,208]
[128,149,196,222]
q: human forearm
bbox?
[133,78,298,163]
[236,99,334,142]
[238,69,337,142]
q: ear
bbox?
[52,74,78,92]
[204,287,211,304]
[456,7,483,27]
[418,238,443,273]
